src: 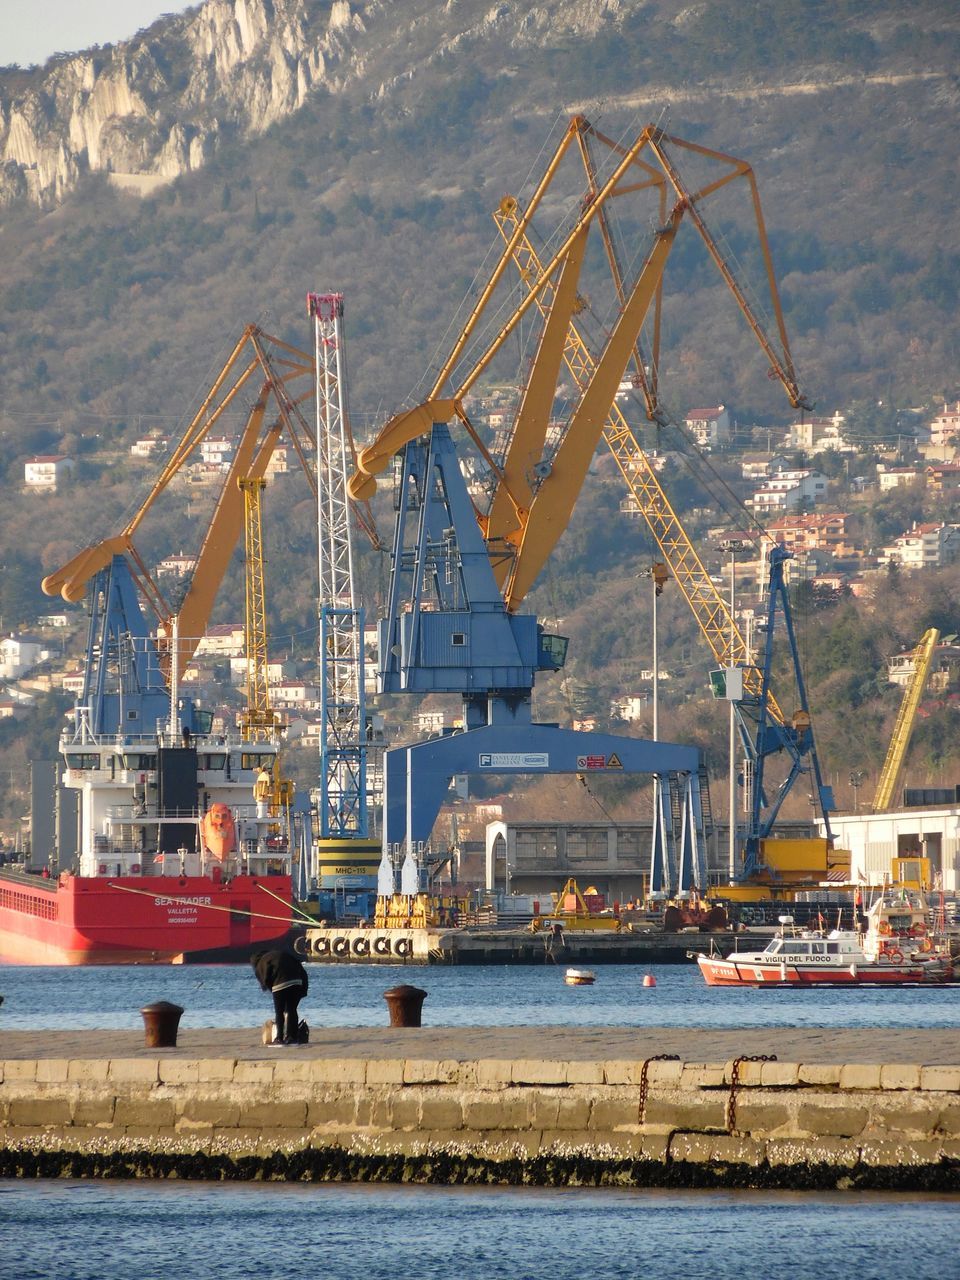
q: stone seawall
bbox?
[3,1035,960,1190]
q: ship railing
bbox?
[62,728,280,751]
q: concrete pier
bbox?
[2,1027,960,1190]
[299,926,744,964]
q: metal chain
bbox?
[727,1054,777,1134]
[639,1054,680,1125]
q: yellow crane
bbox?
[872,627,940,812]
[42,324,378,671]
[351,116,808,722]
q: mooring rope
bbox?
[256,880,317,926]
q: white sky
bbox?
[1,2,196,68]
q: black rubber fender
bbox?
[351,935,371,957]
[311,934,331,957]
[393,935,413,958]
[373,934,392,957]
[331,936,351,958]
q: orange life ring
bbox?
[879,922,892,936]
[885,948,904,964]
[921,937,933,953]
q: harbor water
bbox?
[3,1181,960,1280]
[1,960,959,1032]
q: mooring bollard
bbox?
[382,984,427,1028]
[140,1000,184,1048]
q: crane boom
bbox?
[872,628,940,812]
[492,204,782,720]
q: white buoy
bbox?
[564,968,595,986]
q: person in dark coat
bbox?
[251,948,309,1044]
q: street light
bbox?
[638,562,670,740]
[849,769,866,813]
[718,539,748,882]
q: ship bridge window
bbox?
[811,942,826,955]
[203,753,227,770]
[122,754,156,771]
[765,941,782,954]
[888,914,912,933]
[827,942,840,954]
[65,752,100,771]
[241,753,274,770]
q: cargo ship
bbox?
[0,549,296,965]
[0,711,295,962]
[0,717,294,965]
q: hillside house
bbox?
[23,455,74,492]
[685,405,731,447]
[788,413,849,451]
[417,709,455,736]
[270,680,321,711]
[611,694,648,722]
[196,623,245,658]
[749,469,827,514]
[740,452,790,480]
[156,553,196,579]
[129,437,169,459]
[929,401,960,449]
[766,512,854,559]
[227,656,296,687]
[879,522,960,570]
[265,445,290,477]
[199,437,234,468]
[0,635,49,679]
[887,641,960,690]
[925,462,960,493]
[877,465,921,492]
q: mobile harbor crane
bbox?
[350,114,836,902]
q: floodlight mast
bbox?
[309,292,368,839]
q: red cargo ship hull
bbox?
[0,870,294,965]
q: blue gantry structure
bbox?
[372,422,707,898]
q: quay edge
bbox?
[2,1028,960,1191]
[297,926,740,964]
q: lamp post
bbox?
[719,538,748,882]
[850,769,866,813]
[638,562,670,740]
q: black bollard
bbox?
[140,1000,184,1048]
[382,984,427,1028]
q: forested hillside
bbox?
[0,0,959,835]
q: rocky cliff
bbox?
[0,0,626,208]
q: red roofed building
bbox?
[879,522,960,570]
[925,462,960,492]
[766,512,855,558]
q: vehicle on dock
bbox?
[695,887,954,987]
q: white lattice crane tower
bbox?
[309,292,368,838]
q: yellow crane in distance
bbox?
[872,627,940,812]
[42,324,378,677]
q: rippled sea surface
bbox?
[2,959,959,1031]
[3,1181,960,1280]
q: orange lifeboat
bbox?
[201,803,237,860]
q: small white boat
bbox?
[564,967,596,986]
